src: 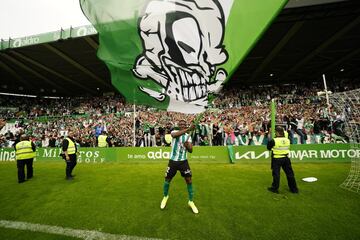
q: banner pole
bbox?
[271,99,276,138]
[322,74,333,140]
[322,74,331,114]
[133,103,136,147]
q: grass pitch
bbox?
[0,161,359,240]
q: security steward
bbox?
[62,131,78,180]
[267,126,298,194]
[15,134,36,183]
[97,131,111,147]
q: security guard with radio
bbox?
[267,126,298,194]
[15,134,36,183]
[97,131,111,147]
[61,131,78,180]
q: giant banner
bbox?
[80,0,288,113]
[0,144,356,163]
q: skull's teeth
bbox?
[195,86,202,98]
[180,70,187,87]
[178,69,205,88]
[201,85,207,96]
[183,86,189,100]
[170,66,208,101]
[189,86,196,100]
[193,73,201,85]
[182,85,207,101]
[185,72,193,85]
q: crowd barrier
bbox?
[0,144,356,163]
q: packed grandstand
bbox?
[1,79,358,148]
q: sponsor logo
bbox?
[12,36,40,48]
[43,148,105,163]
[235,149,360,160]
[0,148,104,163]
[235,151,269,160]
[289,150,318,160]
[147,149,170,160]
[319,149,360,159]
[76,27,88,37]
[53,32,61,40]
[76,26,97,37]
[42,148,61,158]
[77,150,104,163]
[0,148,16,161]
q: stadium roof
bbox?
[0,0,359,96]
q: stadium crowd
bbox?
[0,81,357,148]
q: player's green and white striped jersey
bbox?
[170,131,192,161]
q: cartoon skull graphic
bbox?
[133,0,229,107]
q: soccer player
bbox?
[160,119,198,214]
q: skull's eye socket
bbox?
[177,41,195,54]
[165,13,201,67]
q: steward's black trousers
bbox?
[17,158,33,182]
[65,154,77,177]
[271,156,298,192]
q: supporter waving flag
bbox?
[80,0,287,113]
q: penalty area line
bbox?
[0,220,162,240]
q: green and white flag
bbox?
[80,0,287,113]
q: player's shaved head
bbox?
[178,119,187,129]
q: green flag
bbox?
[80,0,287,113]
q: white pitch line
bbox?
[0,220,162,240]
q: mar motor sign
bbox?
[234,144,355,162]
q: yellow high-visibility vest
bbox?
[284,130,289,139]
[15,140,35,160]
[98,135,108,147]
[272,137,290,158]
[66,138,76,154]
